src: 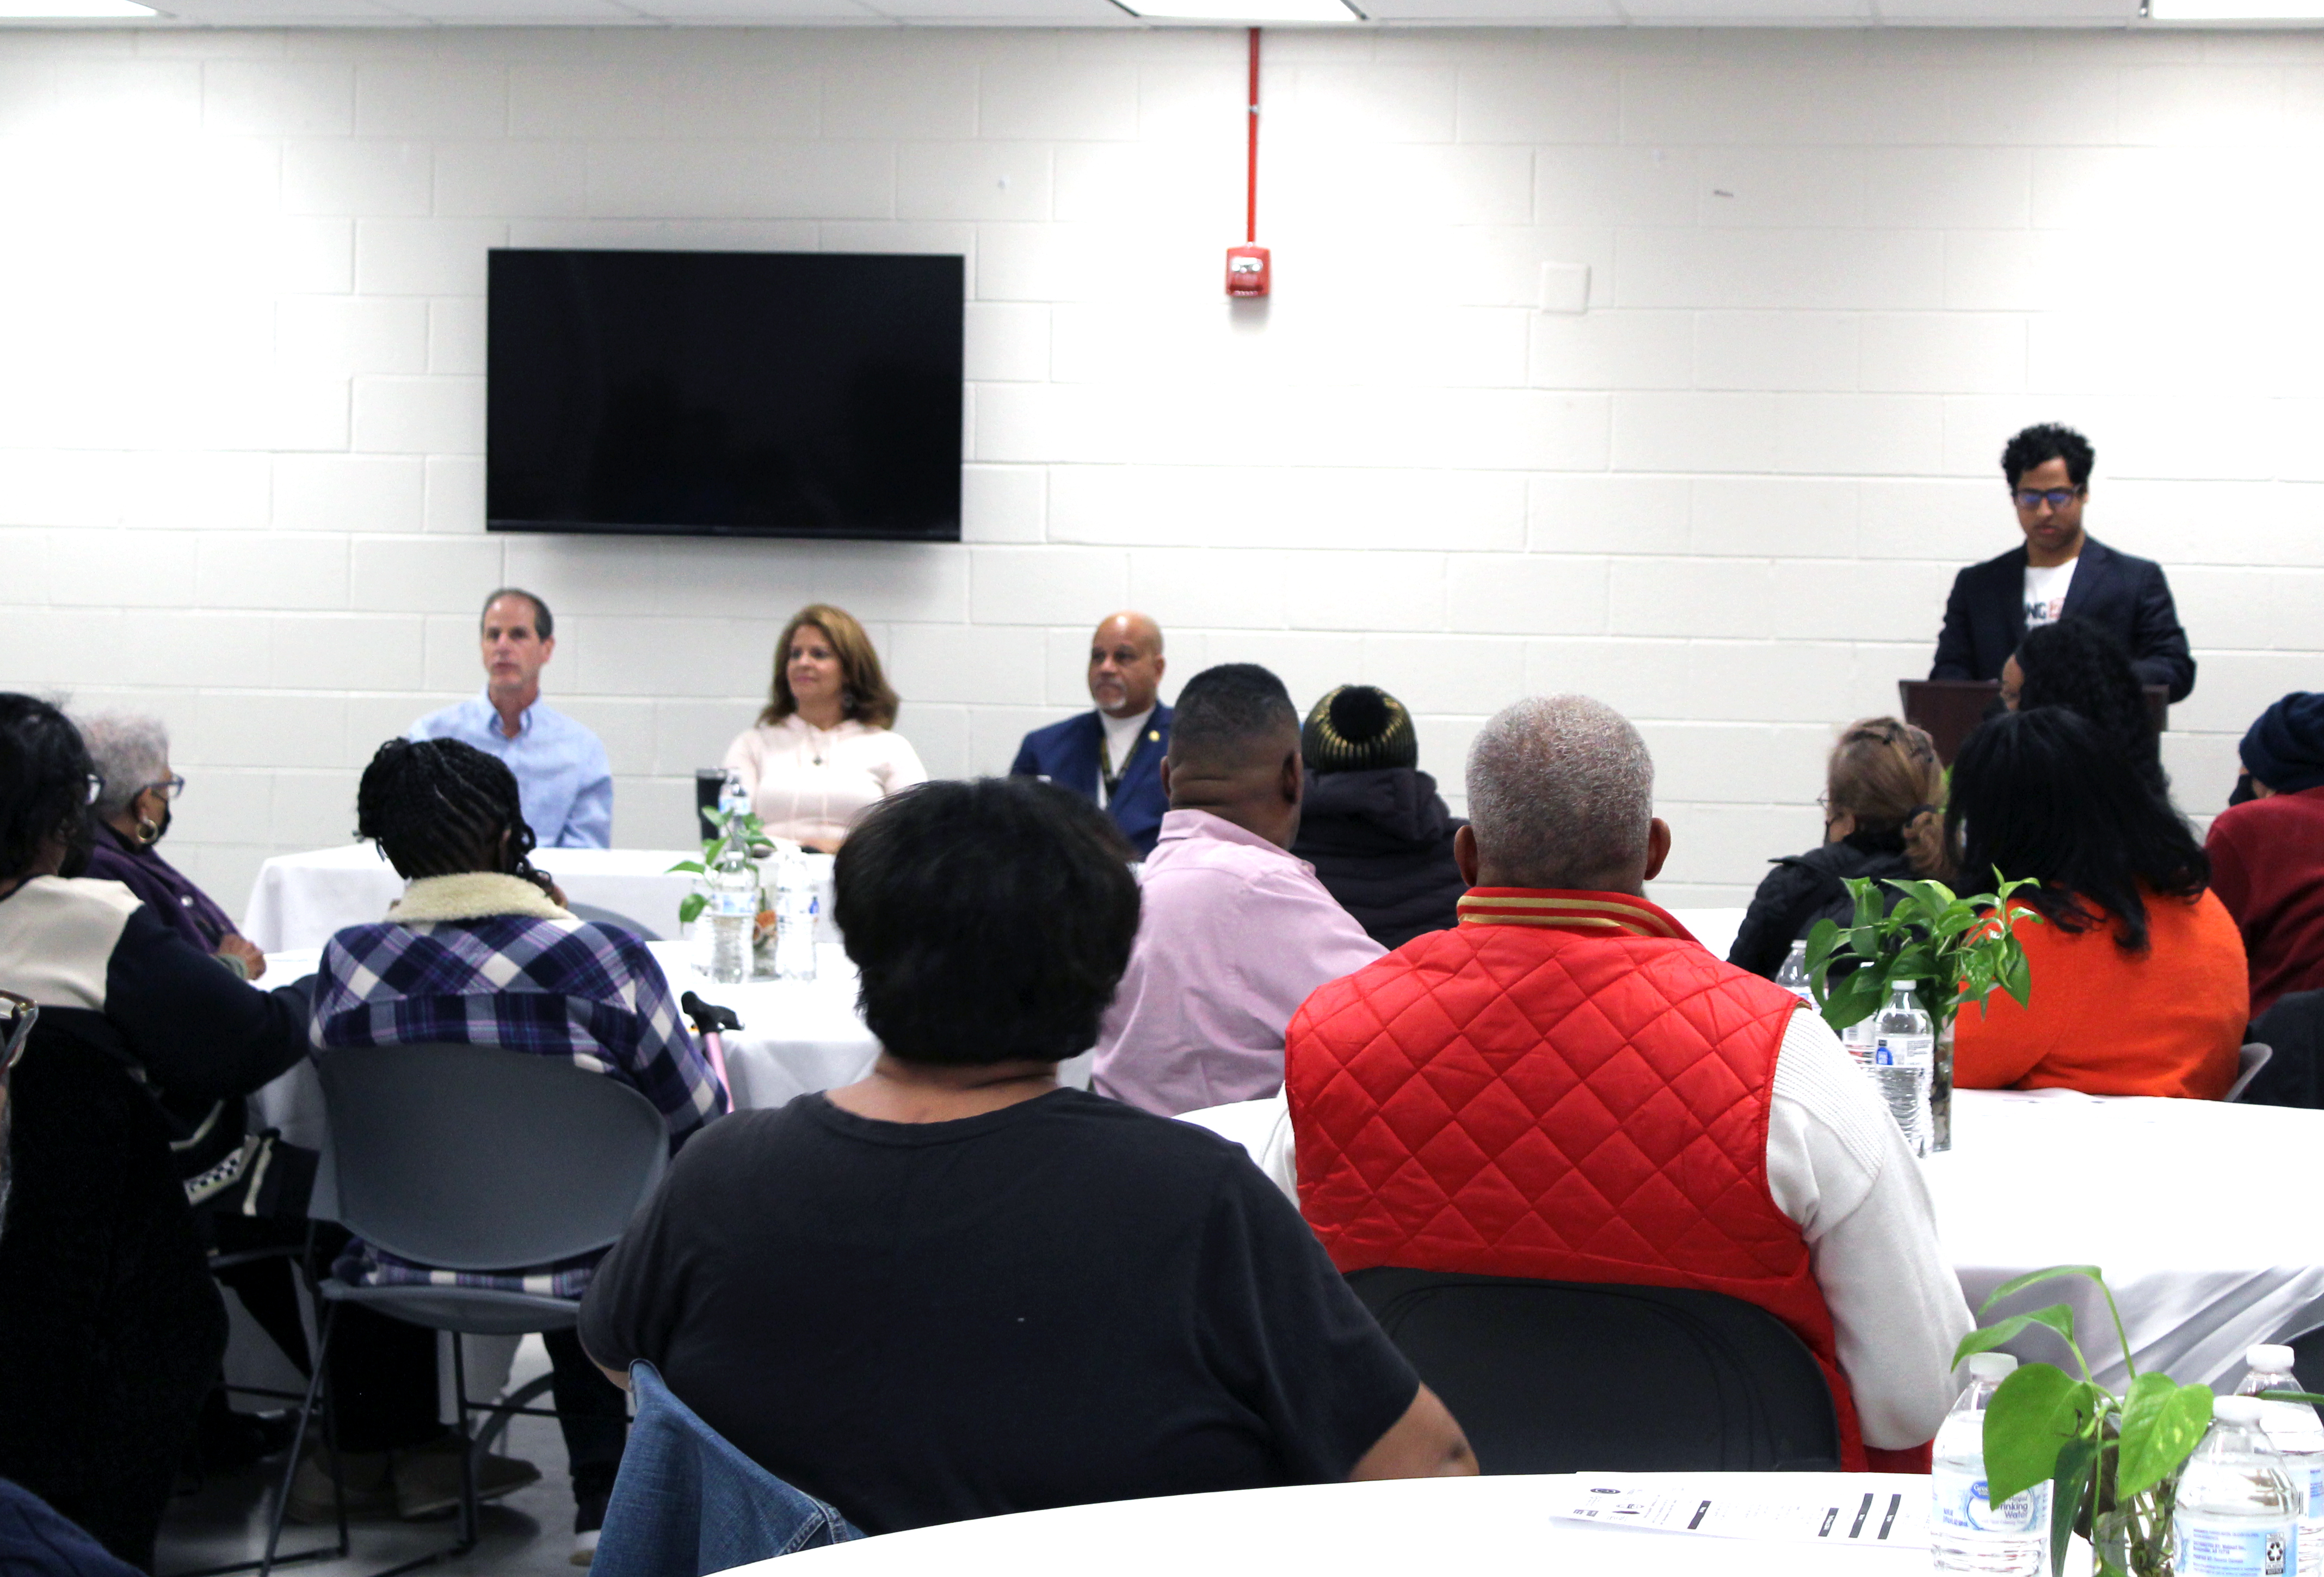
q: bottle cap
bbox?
[2216,1395,2266,1426]
[1966,1352,2018,1381]
[1891,979,1920,988]
[2250,1344,2297,1373]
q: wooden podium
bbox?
[1899,680,2171,767]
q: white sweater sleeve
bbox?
[1766,1007,1975,1450]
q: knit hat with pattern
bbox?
[1302,686,1417,775]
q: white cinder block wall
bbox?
[4,22,2320,913]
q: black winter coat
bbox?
[1728,833,1920,980]
[1290,768,1466,951]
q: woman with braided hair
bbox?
[311,738,726,1558]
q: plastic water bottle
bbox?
[1841,1014,1878,1070]
[701,776,758,985]
[1774,940,1817,1008]
[2239,1346,2324,1577]
[1933,1352,2049,1574]
[2175,1395,2301,1577]
[773,846,818,983]
[1872,978,1935,1156]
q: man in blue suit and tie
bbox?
[1010,612,1173,857]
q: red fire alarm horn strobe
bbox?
[1226,244,1271,298]
[1228,28,1268,299]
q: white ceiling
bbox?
[28,0,2202,29]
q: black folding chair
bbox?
[1347,1267,1844,1474]
[259,1043,669,1577]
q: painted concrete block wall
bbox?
[3,22,2320,912]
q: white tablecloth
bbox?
[1185,1086,2324,1399]
[747,1473,2064,1577]
[242,844,707,951]
[1931,1088,2324,1393]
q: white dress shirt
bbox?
[722,716,928,848]
[1181,1007,1973,1451]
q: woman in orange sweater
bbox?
[1951,707,2248,1100]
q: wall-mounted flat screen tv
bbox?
[487,248,963,541]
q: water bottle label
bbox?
[1934,1466,2048,1535]
[1875,1033,1934,1068]
[708,890,758,918]
[2175,1517,2296,1576]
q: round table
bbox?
[739,1473,2068,1577]
[1180,1086,2324,1397]
[1927,1087,2324,1393]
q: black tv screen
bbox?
[487,249,963,541]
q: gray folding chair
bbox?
[262,1043,669,1577]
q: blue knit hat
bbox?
[2240,692,2324,795]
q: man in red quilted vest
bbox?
[1285,695,1971,1473]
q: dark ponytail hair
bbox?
[355,738,552,896]
[2015,617,2163,792]
[1949,706,2206,955]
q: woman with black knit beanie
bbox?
[1287,686,1466,951]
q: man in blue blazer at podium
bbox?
[1930,423,2196,703]
[1010,612,1173,857]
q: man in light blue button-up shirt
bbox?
[409,588,614,848]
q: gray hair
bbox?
[77,713,170,820]
[1465,695,1654,889]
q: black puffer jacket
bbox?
[1728,833,1920,980]
[1290,767,1466,951]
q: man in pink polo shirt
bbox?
[1093,664,1384,1117]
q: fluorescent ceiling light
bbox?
[0,0,157,16]
[2147,0,2324,16]
[1123,0,1361,19]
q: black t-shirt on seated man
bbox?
[578,1087,1418,1535]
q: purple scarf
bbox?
[83,822,241,953]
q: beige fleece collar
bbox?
[387,872,573,925]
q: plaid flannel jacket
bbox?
[313,909,726,1298]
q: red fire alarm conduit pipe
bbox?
[1224,28,1272,296]
[1246,26,1260,245]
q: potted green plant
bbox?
[1957,1265,2217,1576]
[1802,873,2043,1150]
[667,805,774,927]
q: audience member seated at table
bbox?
[0,693,313,1569]
[1286,694,1972,1473]
[2205,693,2324,1020]
[1288,686,1464,951]
[1010,611,1173,859]
[2002,616,2167,793]
[724,603,926,853]
[76,712,266,981]
[411,588,613,849]
[311,737,728,1560]
[1730,717,1947,979]
[1950,708,2246,1100]
[1092,664,1383,1116]
[579,777,1474,1535]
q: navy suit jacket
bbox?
[1930,535,2196,703]
[1009,705,1173,857]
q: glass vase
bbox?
[2093,1480,2178,1576]
[1929,1017,1955,1153]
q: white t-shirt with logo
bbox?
[2024,557,2079,630]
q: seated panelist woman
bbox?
[723,605,927,853]
[1950,707,2246,1100]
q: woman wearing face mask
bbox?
[723,605,927,853]
[77,713,266,980]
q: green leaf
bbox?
[2050,1432,2099,1577]
[2117,1378,2211,1499]
[677,893,707,925]
[1985,1364,2100,1508]
[666,860,705,875]
[1953,1304,2080,1367]
[1980,1264,2106,1315]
